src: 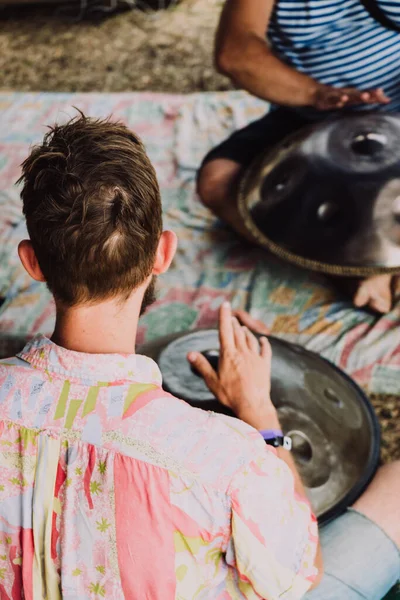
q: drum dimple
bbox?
[289,431,313,464]
[327,116,400,172]
[324,387,342,407]
[351,132,387,157]
[277,407,333,491]
[316,202,340,224]
[304,371,363,429]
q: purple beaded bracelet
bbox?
[259,429,292,451]
[259,429,283,440]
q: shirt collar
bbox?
[17,334,163,386]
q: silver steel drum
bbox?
[139,329,380,524]
[237,112,400,276]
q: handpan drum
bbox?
[236,112,400,276]
[139,330,380,524]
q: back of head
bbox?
[18,113,162,306]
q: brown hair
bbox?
[18,113,162,306]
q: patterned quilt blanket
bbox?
[0,91,399,395]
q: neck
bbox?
[51,291,144,355]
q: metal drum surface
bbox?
[139,329,380,524]
[237,112,400,276]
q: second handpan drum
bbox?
[236,112,400,276]
[139,329,380,524]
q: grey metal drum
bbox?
[139,329,380,524]
[237,112,400,277]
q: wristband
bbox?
[259,429,283,440]
[260,429,292,451]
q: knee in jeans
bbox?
[379,461,400,492]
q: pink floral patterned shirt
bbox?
[0,335,318,599]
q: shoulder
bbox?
[155,398,279,489]
[106,387,280,491]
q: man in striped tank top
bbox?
[198,0,400,314]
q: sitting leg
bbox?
[197,158,256,241]
[197,108,309,240]
[352,461,400,548]
[305,462,400,600]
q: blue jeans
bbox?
[305,509,400,600]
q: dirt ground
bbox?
[0,0,229,92]
[0,1,399,462]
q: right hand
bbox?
[187,302,275,423]
[312,85,390,110]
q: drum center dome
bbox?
[351,132,387,156]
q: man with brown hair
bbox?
[19,113,163,313]
[0,113,398,599]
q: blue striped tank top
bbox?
[268,0,400,113]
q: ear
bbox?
[152,230,177,275]
[18,240,46,282]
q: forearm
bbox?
[217,33,320,107]
[237,404,323,587]
[278,444,323,586]
[238,405,308,499]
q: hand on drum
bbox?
[229,309,270,336]
[313,84,390,110]
[187,303,277,427]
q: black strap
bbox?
[359,0,400,34]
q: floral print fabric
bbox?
[0,335,318,599]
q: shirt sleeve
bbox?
[226,441,319,600]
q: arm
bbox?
[229,310,324,589]
[227,441,321,598]
[238,404,323,591]
[187,303,323,592]
[215,0,390,109]
[215,0,319,107]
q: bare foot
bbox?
[353,274,393,313]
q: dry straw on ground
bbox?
[0,0,229,92]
